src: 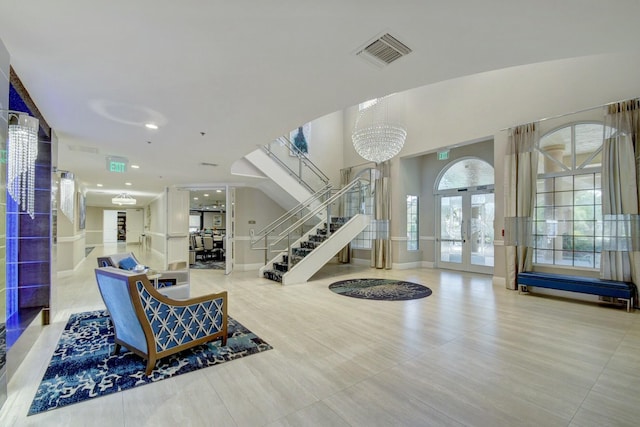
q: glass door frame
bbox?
[436,186,494,274]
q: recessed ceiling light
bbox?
[125,182,132,186]
[216,190,222,193]
[97,183,103,187]
[145,123,158,130]
[193,197,199,200]
[204,194,209,197]
[131,164,140,169]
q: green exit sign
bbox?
[106,156,128,173]
[438,150,449,160]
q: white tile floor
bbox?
[1,244,640,426]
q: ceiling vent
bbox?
[355,33,412,67]
[200,162,218,167]
[67,144,99,154]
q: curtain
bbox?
[338,168,352,263]
[504,123,539,289]
[601,99,640,284]
[372,161,391,269]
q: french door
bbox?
[438,190,494,274]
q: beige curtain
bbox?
[372,161,391,269]
[338,168,352,263]
[601,99,640,284]
[504,123,539,289]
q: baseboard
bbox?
[234,263,264,272]
[351,257,370,266]
[391,261,422,270]
[492,276,506,287]
[421,261,435,268]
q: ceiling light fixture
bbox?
[125,182,132,186]
[352,94,406,163]
[97,183,103,187]
[112,193,137,205]
[145,123,158,130]
[131,164,140,169]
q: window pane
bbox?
[574,174,594,190]
[555,191,573,206]
[537,178,553,193]
[574,205,594,220]
[556,176,573,191]
[539,127,572,173]
[574,190,594,205]
[438,159,494,190]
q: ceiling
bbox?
[1,1,638,208]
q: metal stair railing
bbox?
[268,178,367,267]
[250,184,333,263]
[263,136,330,193]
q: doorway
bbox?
[438,191,494,274]
[103,210,123,243]
[435,157,495,274]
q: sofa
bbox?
[95,267,228,375]
[97,252,190,299]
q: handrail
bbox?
[277,136,330,185]
[270,178,364,248]
[250,184,332,246]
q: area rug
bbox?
[28,310,272,415]
[190,260,225,270]
[329,278,432,301]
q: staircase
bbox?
[261,214,370,285]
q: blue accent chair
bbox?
[95,267,228,375]
[97,252,190,299]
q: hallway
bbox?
[1,245,639,426]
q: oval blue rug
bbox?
[329,278,432,301]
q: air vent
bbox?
[67,144,99,154]
[356,33,412,67]
[200,162,218,167]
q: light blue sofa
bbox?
[95,267,228,375]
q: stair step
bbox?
[292,247,313,257]
[273,262,288,272]
[300,241,321,249]
[263,269,283,282]
[308,235,326,243]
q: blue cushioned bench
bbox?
[517,272,636,312]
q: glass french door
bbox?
[438,191,494,274]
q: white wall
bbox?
[57,189,86,273]
[339,52,640,283]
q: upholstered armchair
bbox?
[97,252,190,299]
[94,267,228,375]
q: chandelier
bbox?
[352,95,406,163]
[6,112,39,219]
[112,193,137,205]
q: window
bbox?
[533,123,604,269]
[407,195,418,250]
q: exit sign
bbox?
[438,150,449,160]
[106,156,128,173]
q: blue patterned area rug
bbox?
[190,260,225,269]
[28,310,272,415]
[329,278,432,301]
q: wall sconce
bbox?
[5,111,39,219]
[60,171,75,222]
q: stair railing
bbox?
[250,184,333,264]
[263,136,330,194]
[269,178,368,264]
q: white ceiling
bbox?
[1,1,638,208]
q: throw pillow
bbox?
[118,256,137,271]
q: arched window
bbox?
[437,158,494,191]
[533,122,604,269]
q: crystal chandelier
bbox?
[7,112,39,219]
[60,172,75,222]
[112,193,137,205]
[352,95,406,163]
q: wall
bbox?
[0,36,9,410]
[234,187,286,269]
[148,192,166,255]
[306,111,344,188]
[340,52,640,284]
[85,206,103,245]
[57,186,86,273]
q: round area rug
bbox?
[328,278,432,301]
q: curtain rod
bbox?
[499,95,640,132]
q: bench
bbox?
[517,272,636,312]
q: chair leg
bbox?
[145,357,156,376]
[113,343,121,355]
